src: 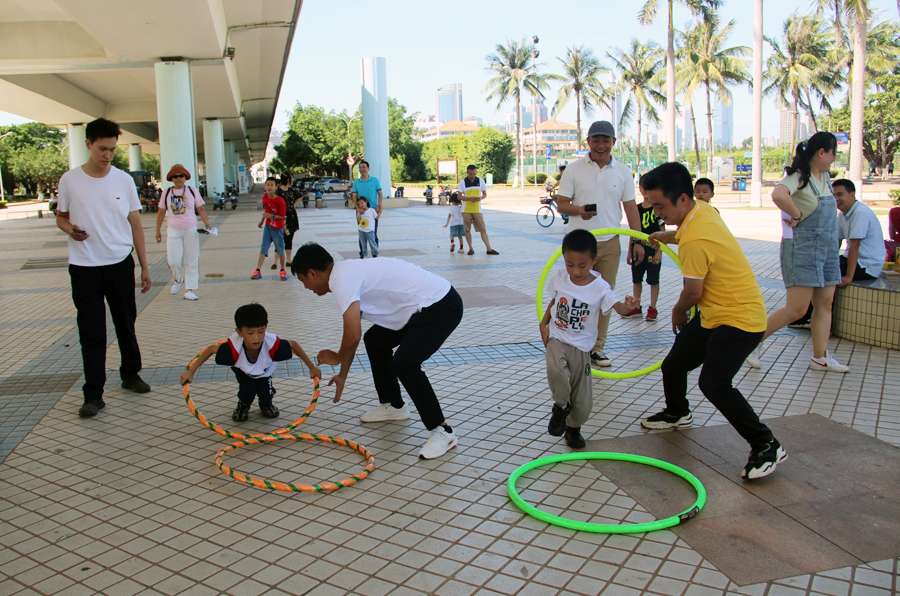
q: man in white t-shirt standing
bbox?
[56,118,152,418]
[457,165,499,255]
[292,242,464,460]
[556,121,643,368]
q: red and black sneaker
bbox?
[621,306,642,319]
[645,306,658,322]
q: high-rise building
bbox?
[713,98,734,149]
[436,84,463,125]
[598,72,624,131]
[680,105,694,151]
[780,106,797,146]
[506,110,533,133]
[530,99,548,126]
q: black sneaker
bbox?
[788,320,811,329]
[232,401,251,422]
[565,426,586,449]
[640,409,693,430]
[742,439,788,480]
[121,375,151,393]
[78,400,105,418]
[590,351,611,368]
[260,403,280,419]
[548,404,570,437]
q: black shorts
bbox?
[233,369,276,406]
[284,227,296,250]
[631,247,661,285]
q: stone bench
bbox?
[832,273,900,350]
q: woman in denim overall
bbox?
[747,132,847,373]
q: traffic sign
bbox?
[545,145,552,160]
[346,154,355,167]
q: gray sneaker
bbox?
[590,351,611,368]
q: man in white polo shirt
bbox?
[292,242,464,460]
[834,179,884,285]
[56,118,152,418]
[556,121,643,368]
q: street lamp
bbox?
[336,114,362,181]
[0,131,13,203]
[531,35,540,189]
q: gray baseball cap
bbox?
[587,121,615,138]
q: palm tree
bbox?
[484,39,552,189]
[551,46,609,149]
[638,0,720,162]
[847,0,869,186]
[764,13,832,146]
[607,40,666,173]
[676,13,750,175]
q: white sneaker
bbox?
[360,403,410,423]
[183,291,199,300]
[419,426,458,460]
[809,352,849,373]
[171,278,183,294]
[746,344,762,369]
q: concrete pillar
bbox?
[749,0,763,208]
[202,119,225,196]
[224,140,235,184]
[128,144,143,172]
[361,57,392,202]
[66,124,88,170]
[154,60,197,189]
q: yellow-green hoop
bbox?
[536,228,688,380]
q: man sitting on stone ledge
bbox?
[834,179,885,286]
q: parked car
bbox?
[313,178,351,193]
[48,196,58,215]
[293,176,318,192]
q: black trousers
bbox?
[661,317,773,447]
[69,254,142,403]
[363,287,463,430]
[233,369,275,407]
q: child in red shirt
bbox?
[251,177,288,280]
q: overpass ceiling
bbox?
[0,0,301,164]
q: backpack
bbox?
[162,186,199,212]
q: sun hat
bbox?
[166,164,191,181]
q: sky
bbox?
[2,0,898,145]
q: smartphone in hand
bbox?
[73,228,87,236]
[584,204,597,213]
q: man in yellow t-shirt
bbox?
[639,162,787,481]
[457,165,498,256]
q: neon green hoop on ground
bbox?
[536,227,688,379]
[507,452,706,534]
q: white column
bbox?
[202,119,225,196]
[361,57,392,200]
[224,141,235,183]
[128,144,143,172]
[154,60,197,189]
[66,124,88,170]
[750,0,763,208]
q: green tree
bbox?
[420,128,515,183]
[551,45,609,149]
[638,0,720,161]
[831,73,900,171]
[677,13,750,175]
[1,123,68,195]
[484,38,552,187]
[608,39,666,173]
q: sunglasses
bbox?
[171,174,185,178]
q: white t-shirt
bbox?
[838,200,885,275]
[57,166,142,267]
[448,204,464,226]
[558,154,636,241]
[546,268,619,352]
[162,186,204,230]
[218,332,289,378]
[330,258,452,330]
[358,207,377,232]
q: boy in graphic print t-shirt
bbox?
[539,229,638,449]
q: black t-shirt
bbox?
[637,203,662,236]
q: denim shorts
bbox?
[261,224,285,256]
[449,224,464,238]
[780,195,840,288]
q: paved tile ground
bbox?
[0,193,898,596]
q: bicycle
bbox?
[536,195,569,227]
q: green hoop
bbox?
[536,227,688,379]
[507,452,706,534]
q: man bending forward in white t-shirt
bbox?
[292,242,464,460]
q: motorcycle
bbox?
[438,185,453,205]
[424,185,434,205]
[212,193,238,210]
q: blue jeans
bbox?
[780,194,840,288]
[260,225,285,256]
[359,230,378,257]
